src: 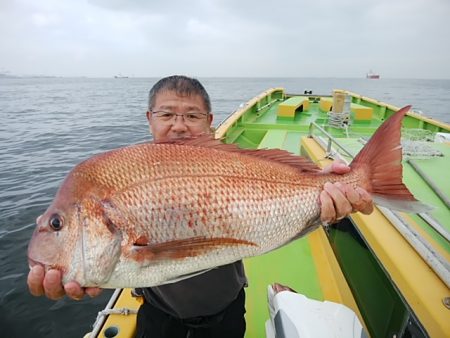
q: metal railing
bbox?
[308,121,354,158]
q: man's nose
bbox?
[170,115,188,132]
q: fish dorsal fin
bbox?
[156,135,321,173]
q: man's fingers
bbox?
[28,265,99,301]
[65,285,102,300]
[64,282,86,300]
[324,182,352,219]
[321,160,350,175]
[43,270,65,300]
[86,287,103,298]
[344,186,374,214]
[332,161,351,175]
[333,183,374,215]
[356,187,374,214]
[28,265,45,296]
[339,183,360,206]
[320,181,374,224]
[320,189,336,223]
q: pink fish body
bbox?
[27,106,426,287]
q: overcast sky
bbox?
[1,0,449,78]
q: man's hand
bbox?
[320,161,373,223]
[27,265,102,300]
[28,215,102,301]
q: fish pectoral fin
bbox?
[130,236,256,261]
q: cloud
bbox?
[0,0,449,78]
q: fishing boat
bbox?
[366,71,380,79]
[85,88,449,338]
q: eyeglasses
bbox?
[151,111,209,126]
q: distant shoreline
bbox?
[1,74,450,81]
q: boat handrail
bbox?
[256,98,281,112]
[215,88,284,138]
[308,121,354,158]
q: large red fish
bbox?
[27,106,427,287]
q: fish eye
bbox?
[49,214,63,231]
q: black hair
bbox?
[148,75,211,112]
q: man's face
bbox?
[147,90,213,142]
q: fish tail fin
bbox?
[350,105,431,213]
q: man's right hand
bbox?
[27,265,102,300]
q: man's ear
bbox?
[146,111,151,123]
[207,112,214,125]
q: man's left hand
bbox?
[319,161,373,224]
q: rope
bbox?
[398,128,443,158]
[91,307,138,337]
[97,307,138,317]
[327,111,351,138]
[358,136,443,159]
[402,140,443,158]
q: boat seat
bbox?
[258,130,288,150]
[319,98,333,112]
[319,98,373,120]
[278,96,310,119]
[351,103,373,121]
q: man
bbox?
[28,75,373,337]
